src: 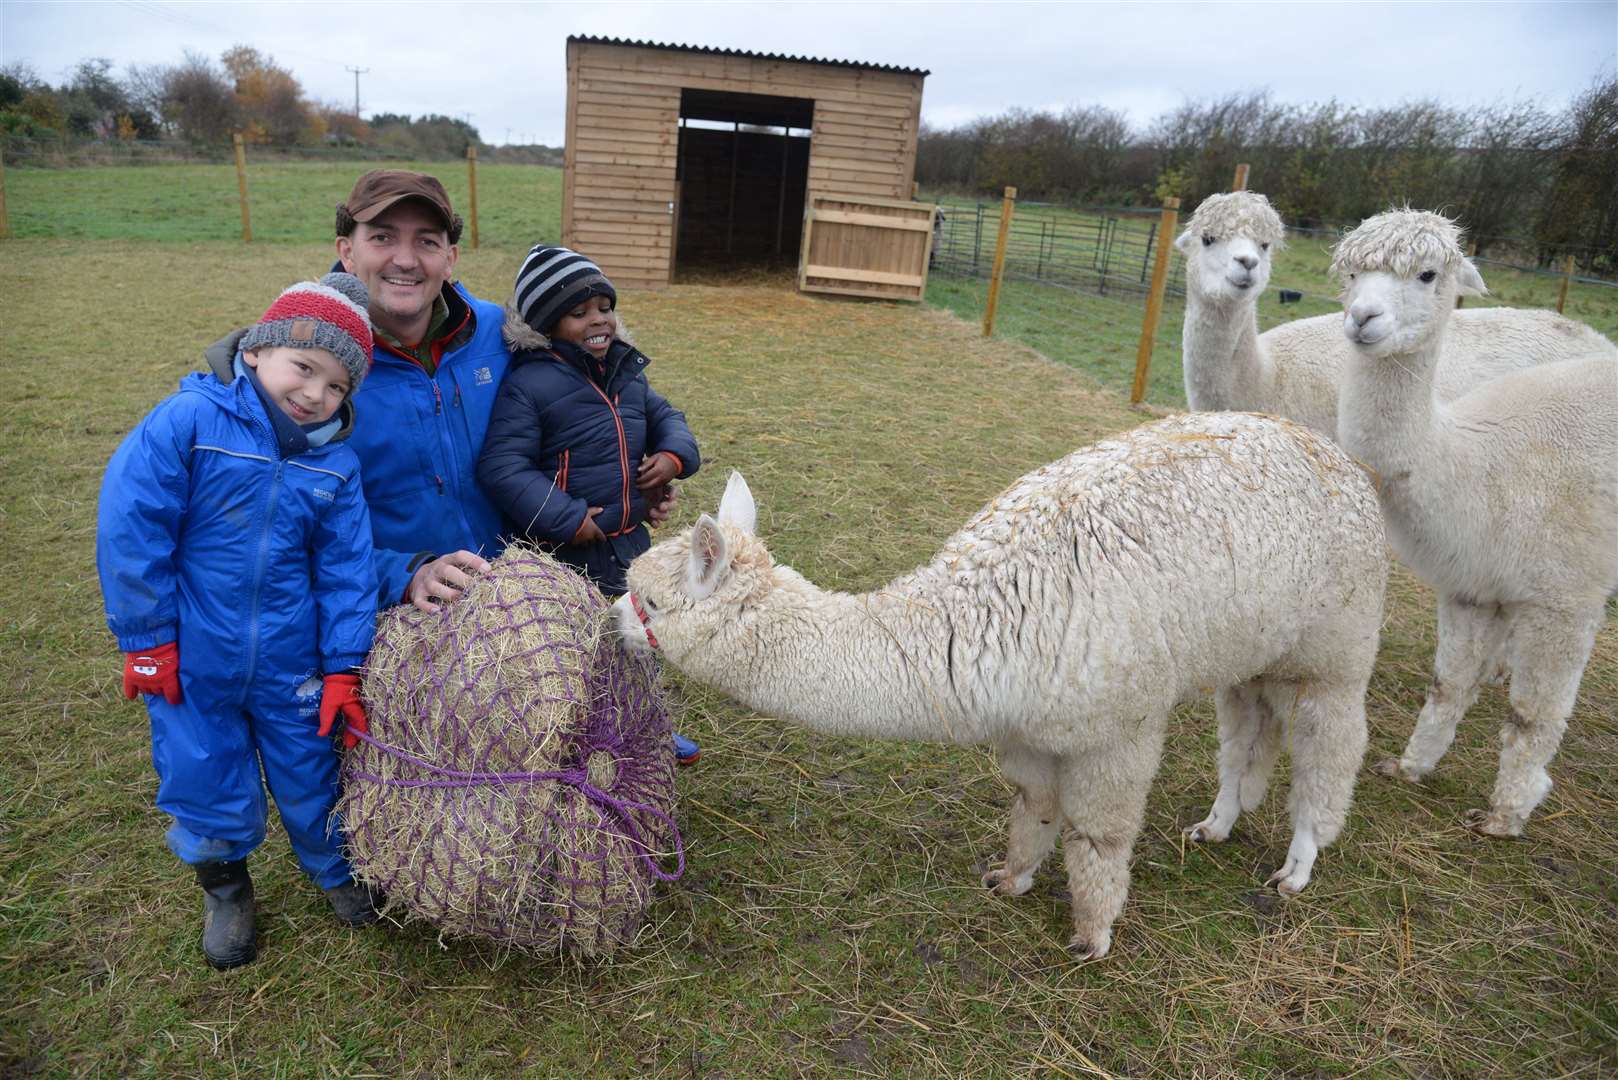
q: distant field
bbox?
[2,159,564,247]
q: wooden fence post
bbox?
[0,147,10,240]
[1131,196,1181,404]
[466,144,480,249]
[232,133,252,243]
[982,185,1017,337]
[1556,254,1575,314]
[1231,163,1249,191]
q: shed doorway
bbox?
[675,88,812,275]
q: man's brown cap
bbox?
[342,170,455,231]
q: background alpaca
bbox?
[1177,191,1616,437]
[1332,208,1618,837]
[615,414,1388,959]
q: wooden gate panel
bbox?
[798,195,935,301]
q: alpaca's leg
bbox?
[983,740,1061,896]
[1268,679,1368,894]
[1056,722,1165,961]
[1376,595,1504,782]
[1186,680,1282,843]
[1468,603,1599,838]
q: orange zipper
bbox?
[584,382,632,532]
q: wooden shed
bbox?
[561,36,930,292]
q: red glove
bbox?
[123,642,182,704]
[317,673,369,750]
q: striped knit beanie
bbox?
[240,272,374,391]
[513,246,616,335]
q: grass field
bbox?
[2,166,1616,1076]
[1,159,563,247]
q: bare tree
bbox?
[1538,74,1618,275]
[160,51,239,144]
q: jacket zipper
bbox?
[583,381,633,533]
[245,462,283,690]
[379,338,473,523]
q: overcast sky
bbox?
[5,1,1615,144]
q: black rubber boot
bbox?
[324,879,382,927]
[195,859,256,970]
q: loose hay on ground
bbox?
[338,545,682,956]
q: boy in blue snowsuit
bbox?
[98,273,382,970]
[477,247,703,762]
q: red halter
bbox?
[628,592,659,650]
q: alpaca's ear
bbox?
[1174,229,1198,254]
[717,470,756,534]
[686,514,733,599]
[1454,258,1487,297]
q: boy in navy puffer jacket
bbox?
[477,247,703,762]
[97,273,382,970]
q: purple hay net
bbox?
[338,548,683,955]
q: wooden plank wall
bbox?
[564,40,924,288]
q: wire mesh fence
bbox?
[926,193,1618,409]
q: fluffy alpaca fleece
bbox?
[1177,192,1617,438]
[1333,207,1618,837]
[614,413,1388,959]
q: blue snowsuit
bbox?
[475,336,701,596]
[96,365,376,887]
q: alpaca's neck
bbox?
[1338,336,1444,469]
[1182,289,1265,412]
[693,574,986,746]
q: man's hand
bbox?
[122,642,182,704]
[646,483,678,526]
[572,506,607,545]
[636,452,680,492]
[405,551,491,613]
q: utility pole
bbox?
[345,66,368,117]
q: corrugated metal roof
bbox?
[568,35,930,78]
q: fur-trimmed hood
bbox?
[502,302,635,353]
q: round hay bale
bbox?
[339,545,683,956]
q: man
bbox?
[332,170,507,611]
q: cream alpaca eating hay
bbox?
[614,413,1387,959]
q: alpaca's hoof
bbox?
[981,866,1034,896]
[1465,807,1524,838]
[1066,931,1111,961]
[1184,817,1230,844]
[1265,861,1309,896]
[1373,757,1422,783]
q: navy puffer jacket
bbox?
[476,323,699,592]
